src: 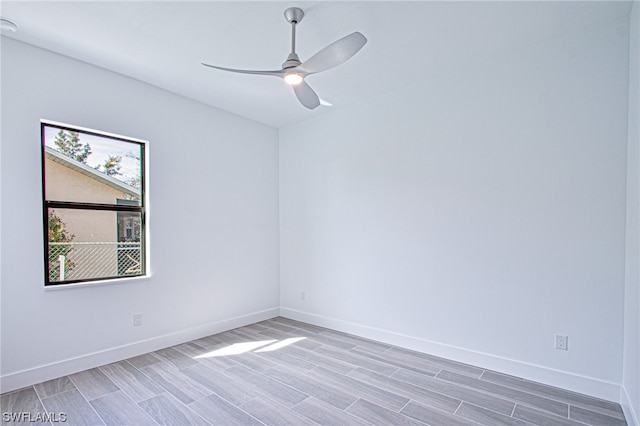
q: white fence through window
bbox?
[48,242,141,282]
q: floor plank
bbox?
[401,399,475,426]
[292,396,371,425]
[0,387,48,425]
[239,396,316,426]
[99,360,164,403]
[41,389,104,426]
[455,402,528,426]
[138,393,211,425]
[34,376,76,399]
[68,368,119,401]
[89,391,156,425]
[346,398,428,425]
[140,362,212,404]
[188,393,262,426]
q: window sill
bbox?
[44,274,151,290]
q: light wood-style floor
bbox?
[1,317,627,425]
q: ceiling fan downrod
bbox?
[282,7,304,69]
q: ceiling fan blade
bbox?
[298,32,367,75]
[202,63,284,77]
[293,80,321,109]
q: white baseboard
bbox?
[280,307,622,403]
[621,385,640,426]
[0,307,279,394]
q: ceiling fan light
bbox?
[284,73,303,86]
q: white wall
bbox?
[280,16,629,400]
[0,38,280,392]
[623,2,640,424]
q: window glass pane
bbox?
[47,208,143,283]
[44,125,143,205]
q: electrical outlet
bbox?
[555,334,568,351]
[300,291,306,301]
[133,314,143,327]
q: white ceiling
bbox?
[1,1,633,128]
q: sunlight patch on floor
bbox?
[193,336,307,358]
[255,337,307,353]
[194,340,276,358]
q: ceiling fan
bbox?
[202,7,367,110]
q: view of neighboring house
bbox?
[45,146,141,281]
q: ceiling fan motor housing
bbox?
[282,53,302,69]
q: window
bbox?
[41,121,147,285]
